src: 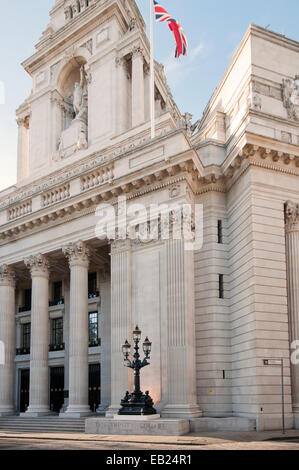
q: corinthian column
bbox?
[285,201,299,419]
[0,265,16,416]
[162,239,202,419]
[131,47,145,127]
[63,241,91,417]
[24,254,50,416]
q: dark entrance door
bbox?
[20,369,29,413]
[89,364,101,412]
[50,367,64,413]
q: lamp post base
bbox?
[118,390,157,416]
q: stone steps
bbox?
[0,416,86,433]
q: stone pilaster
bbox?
[97,268,111,414]
[162,239,202,419]
[285,201,299,421]
[131,47,145,127]
[116,56,129,134]
[106,240,131,417]
[62,277,70,412]
[24,254,50,416]
[17,116,29,182]
[0,265,16,416]
[62,241,91,417]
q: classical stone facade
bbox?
[0,0,299,431]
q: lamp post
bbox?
[119,326,157,416]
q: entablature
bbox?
[0,128,201,245]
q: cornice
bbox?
[0,159,195,245]
[0,125,180,211]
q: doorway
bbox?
[20,369,30,413]
[89,364,101,412]
[50,367,64,413]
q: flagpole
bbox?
[150,0,155,139]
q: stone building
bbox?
[0,0,299,432]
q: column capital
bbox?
[115,56,126,68]
[0,265,15,287]
[63,240,90,267]
[16,116,30,129]
[110,238,131,255]
[25,254,50,278]
[285,200,299,231]
[131,45,144,59]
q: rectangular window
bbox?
[22,323,31,349]
[219,274,224,299]
[51,318,63,345]
[24,289,32,311]
[217,220,223,244]
[88,272,98,298]
[53,281,63,304]
[88,312,98,344]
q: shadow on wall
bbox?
[0,341,4,365]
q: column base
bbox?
[0,407,15,417]
[21,407,51,417]
[161,404,202,419]
[294,412,299,429]
[106,405,121,418]
[61,405,92,418]
[97,404,109,415]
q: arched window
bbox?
[77,1,81,13]
[85,0,89,7]
[69,7,73,19]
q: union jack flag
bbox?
[153,1,188,58]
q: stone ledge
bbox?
[85,417,190,436]
[190,417,256,432]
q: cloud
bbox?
[164,42,205,90]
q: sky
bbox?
[0,0,298,191]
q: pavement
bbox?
[0,429,299,450]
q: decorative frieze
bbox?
[41,183,70,207]
[0,127,171,212]
[80,166,114,191]
[282,75,299,121]
[8,200,32,221]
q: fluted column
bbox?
[63,241,91,417]
[162,239,202,419]
[0,265,16,416]
[106,240,131,417]
[24,254,50,416]
[116,56,129,134]
[285,201,299,417]
[97,270,111,414]
[131,47,145,127]
[17,116,29,182]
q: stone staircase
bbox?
[0,416,86,434]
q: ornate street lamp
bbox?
[119,326,156,416]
